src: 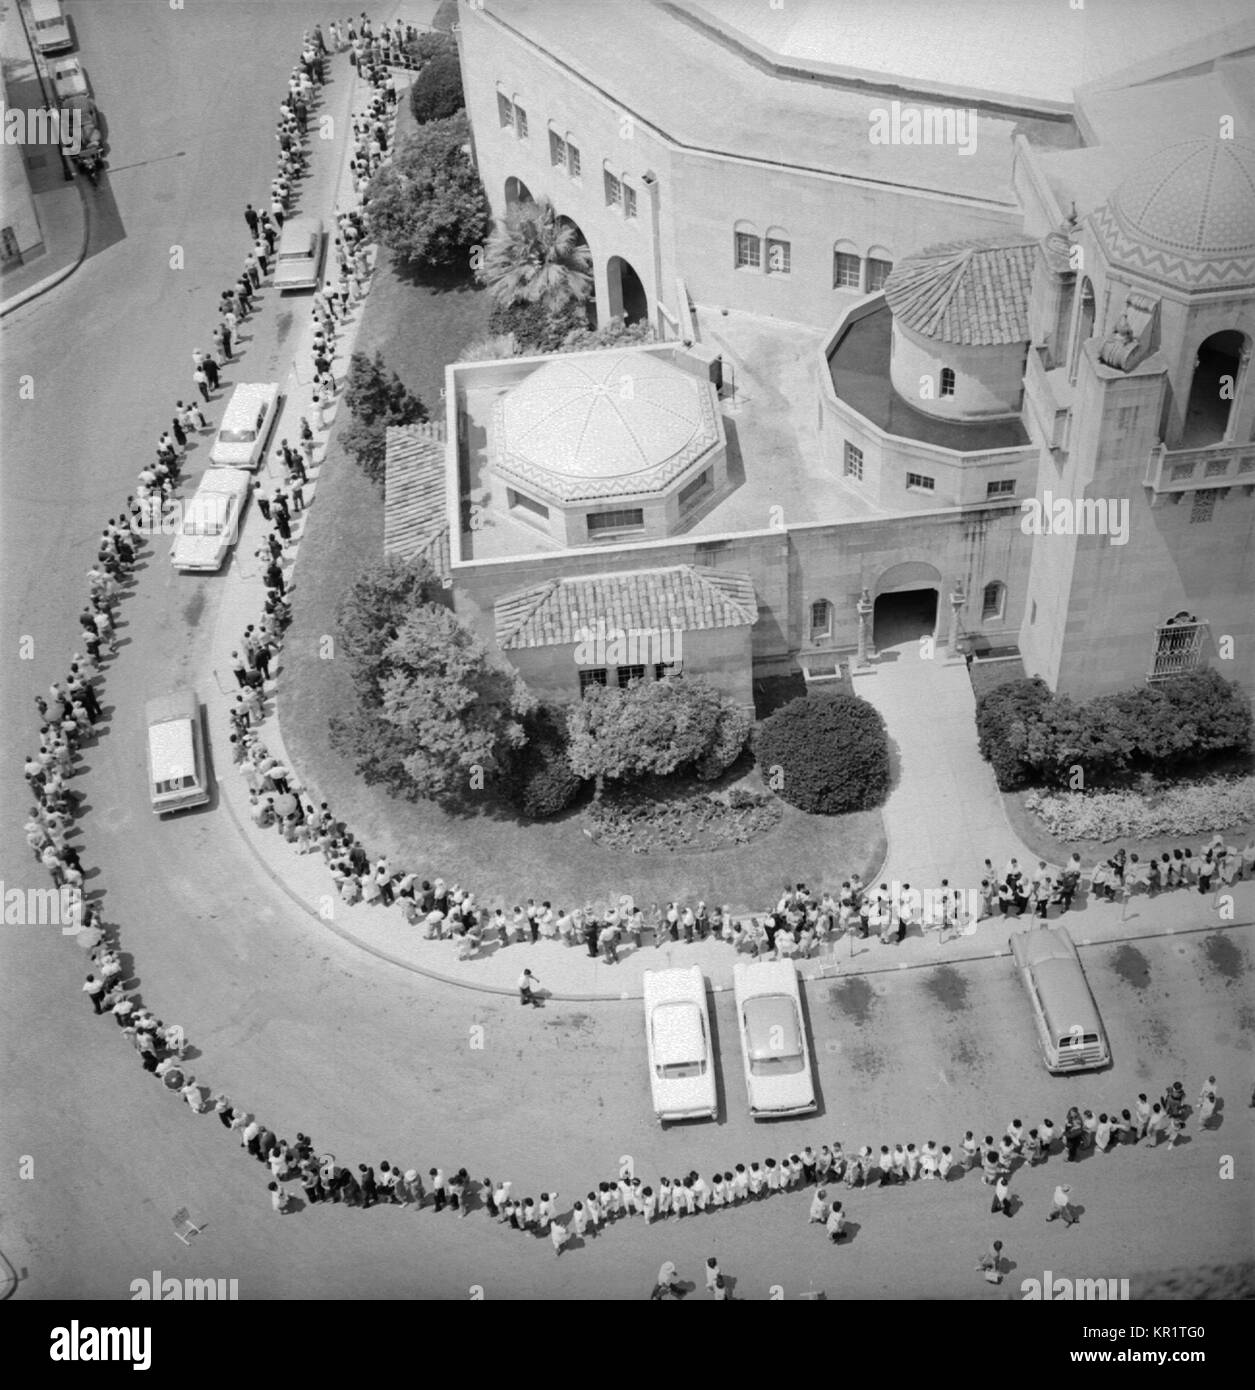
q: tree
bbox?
[408,50,464,124]
[339,351,427,485]
[332,603,534,802]
[335,556,441,695]
[1156,670,1252,760]
[566,675,751,795]
[487,296,588,353]
[480,197,593,313]
[503,704,584,818]
[974,677,1053,790]
[364,114,488,270]
[559,316,656,352]
[755,694,890,814]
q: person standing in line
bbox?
[429,1168,447,1212]
[244,203,259,238]
[1135,1093,1152,1141]
[550,1220,569,1257]
[1045,1184,1077,1226]
[202,353,220,391]
[991,1172,1012,1217]
[808,1189,828,1225]
[1198,1077,1219,1129]
[704,1256,721,1294]
[1146,1102,1170,1146]
[83,974,106,1014]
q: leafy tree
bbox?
[1156,669,1252,759]
[559,316,656,352]
[364,114,488,270]
[974,677,1052,790]
[335,556,441,694]
[340,351,427,485]
[754,694,890,814]
[480,197,593,312]
[503,704,584,818]
[408,50,464,124]
[332,603,534,801]
[566,675,750,795]
[487,296,588,352]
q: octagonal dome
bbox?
[492,350,721,503]
[1091,138,1255,292]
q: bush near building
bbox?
[339,351,428,485]
[566,675,751,796]
[1024,774,1255,843]
[408,49,465,124]
[977,670,1252,790]
[503,704,585,819]
[754,694,890,815]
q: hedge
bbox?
[755,694,890,814]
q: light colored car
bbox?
[145,690,211,815]
[170,468,251,572]
[642,966,717,1123]
[51,56,88,101]
[732,960,817,1118]
[209,383,280,470]
[1010,924,1111,1074]
[273,216,326,291]
[31,0,72,53]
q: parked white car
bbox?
[209,383,280,470]
[50,56,88,102]
[732,960,817,1118]
[31,0,73,53]
[642,967,717,1123]
[169,469,251,572]
[273,216,326,291]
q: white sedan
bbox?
[51,56,89,102]
[169,469,251,572]
[732,960,817,1118]
[209,383,281,471]
[642,967,717,1122]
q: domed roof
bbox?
[1091,138,1255,291]
[492,350,721,503]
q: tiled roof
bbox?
[495,565,758,650]
[384,423,450,583]
[882,236,1036,346]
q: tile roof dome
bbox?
[492,351,721,503]
[1091,138,1255,292]
[881,237,1036,346]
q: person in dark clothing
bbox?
[358,1165,378,1208]
[585,917,599,958]
[244,203,259,238]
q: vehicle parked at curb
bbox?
[169,468,251,572]
[50,55,88,101]
[209,383,280,470]
[732,960,817,1118]
[1010,924,1111,1073]
[273,216,325,291]
[31,0,72,53]
[145,690,211,815]
[642,966,717,1123]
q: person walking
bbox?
[976,1239,1004,1284]
[518,968,540,1007]
[244,203,260,239]
[83,974,106,1014]
[825,1201,846,1243]
[1045,1184,1077,1227]
[1198,1077,1219,1129]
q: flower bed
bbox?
[1024,775,1255,843]
[584,780,782,854]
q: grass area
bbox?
[965,656,1029,702]
[278,242,885,910]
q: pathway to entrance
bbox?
[856,640,1036,893]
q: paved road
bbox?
[1,1,1251,1302]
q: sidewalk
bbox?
[0,177,89,316]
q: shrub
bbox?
[339,352,427,485]
[695,701,753,781]
[408,50,464,124]
[754,694,890,814]
[975,677,1052,790]
[504,705,583,819]
[1023,775,1255,843]
[1157,669,1253,760]
[488,297,588,352]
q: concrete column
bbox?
[946,583,966,655]
[856,587,874,667]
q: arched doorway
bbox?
[607,254,648,326]
[1183,330,1244,446]
[504,176,532,209]
[556,214,595,329]
[873,560,941,650]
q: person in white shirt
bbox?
[656,1178,671,1217]
[732,1165,749,1202]
[826,1202,846,1243]
[550,1221,569,1256]
[938,1145,955,1180]
[961,1131,979,1169]
[1095,1114,1113,1152]
[808,1190,829,1224]
[704,1257,721,1293]
[640,1187,657,1222]
[537,1192,558,1230]
[570,1200,588,1238]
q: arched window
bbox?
[833,238,861,289]
[765,225,791,275]
[981,582,1005,621]
[940,366,956,398]
[564,132,581,179]
[865,245,894,291]
[734,219,761,271]
[810,599,833,640]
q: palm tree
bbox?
[481,197,593,310]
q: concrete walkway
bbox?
[1,179,89,316]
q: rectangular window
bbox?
[833,251,860,288]
[735,232,760,270]
[549,130,566,167]
[843,441,863,481]
[587,507,644,536]
[617,664,645,688]
[654,661,682,681]
[604,170,622,208]
[986,479,1015,497]
[765,238,791,274]
[1190,489,1217,523]
[678,468,712,510]
[567,143,581,178]
[865,257,893,291]
[514,105,528,139]
[907,472,936,492]
[508,488,550,519]
[497,93,514,129]
[579,669,608,695]
[1117,404,1138,431]
[624,183,637,219]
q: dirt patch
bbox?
[828,976,875,1027]
[923,964,969,1013]
[1139,1016,1173,1053]
[1203,932,1245,983]
[1109,943,1151,990]
[1133,1261,1255,1301]
[274,309,294,346]
[845,1042,885,1080]
[949,1035,987,1073]
[182,589,205,628]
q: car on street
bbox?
[169,468,252,572]
[732,960,817,1118]
[209,383,281,470]
[1010,924,1111,1073]
[50,55,88,102]
[31,0,72,53]
[273,216,326,292]
[145,690,212,815]
[642,966,717,1122]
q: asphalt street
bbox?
[0,1,1251,1302]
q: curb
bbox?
[0,175,93,318]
